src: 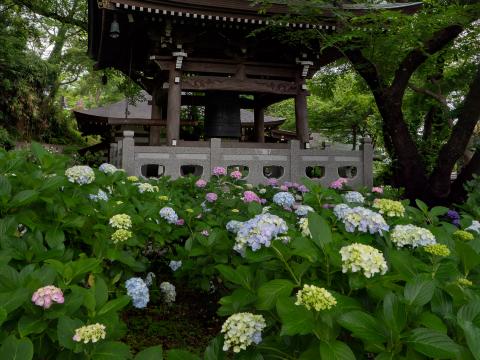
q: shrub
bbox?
[0,145,479,359]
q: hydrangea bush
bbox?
[0,145,479,360]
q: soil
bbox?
[121,285,223,355]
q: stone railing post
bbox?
[209,138,222,180]
[361,137,373,188]
[289,139,301,183]
[121,131,135,175]
[110,143,118,167]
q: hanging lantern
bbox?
[110,16,120,39]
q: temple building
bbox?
[84,0,421,185]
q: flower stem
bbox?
[271,243,300,286]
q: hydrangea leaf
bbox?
[276,297,314,336]
[407,328,461,359]
[256,279,295,310]
[319,340,356,360]
[134,345,163,360]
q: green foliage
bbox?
[1,145,480,359]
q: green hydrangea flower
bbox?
[295,285,336,311]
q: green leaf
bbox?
[0,175,12,200]
[256,279,295,310]
[0,335,33,360]
[57,316,83,350]
[292,236,321,262]
[456,241,480,273]
[0,307,6,326]
[415,199,428,214]
[338,311,387,344]
[418,312,447,333]
[91,341,131,360]
[308,212,331,250]
[167,349,200,360]
[9,190,39,208]
[70,258,102,280]
[0,288,29,313]
[94,276,109,310]
[276,296,314,336]
[97,296,131,316]
[218,289,256,316]
[45,229,65,249]
[404,276,435,307]
[429,207,449,217]
[204,337,224,360]
[319,341,356,360]
[459,321,480,360]
[408,328,460,359]
[18,315,48,337]
[135,346,163,360]
[215,265,252,290]
[383,293,406,335]
[106,249,146,272]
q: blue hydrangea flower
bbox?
[273,192,295,208]
[159,207,179,224]
[343,191,365,203]
[125,277,149,308]
[89,189,109,202]
[232,213,289,255]
[226,220,243,233]
[294,205,314,217]
[169,260,182,271]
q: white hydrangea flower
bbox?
[390,224,436,248]
[340,243,388,278]
[298,217,312,238]
[466,220,480,233]
[137,183,159,193]
[72,323,106,343]
[109,214,132,230]
[343,191,365,203]
[65,166,95,185]
[160,282,176,304]
[99,163,118,175]
[221,312,266,353]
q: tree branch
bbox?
[408,83,448,108]
[343,48,386,95]
[430,63,480,193]
[390,25,464,97]
[13,0,87,31]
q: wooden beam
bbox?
[152,57,299,79]
[108,118,199,126]
[182,76,298,95]
[295,90,309,145]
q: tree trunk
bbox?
[449,149,480,203]
[375,93,429,199]
[428,64,480,201]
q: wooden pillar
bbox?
[149,85,162,145]
[167,68,181,145]
[254,105,265,143]
[295,89,309,146]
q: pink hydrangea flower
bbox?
[322,203,335,209]
[279,185,288,191]
[195,179,207,188]
[266,178,278,186]
[176,219,185,226]
[283,182,294,188]
[212,167,227,176]
[32,285,64,309]
[201,230,210,236]
[243,191,261,203]
[329,177,348,189]
[206,192,218,202]
[230,170,242,180]
[297,185,309,193]
[372,186,384,194]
